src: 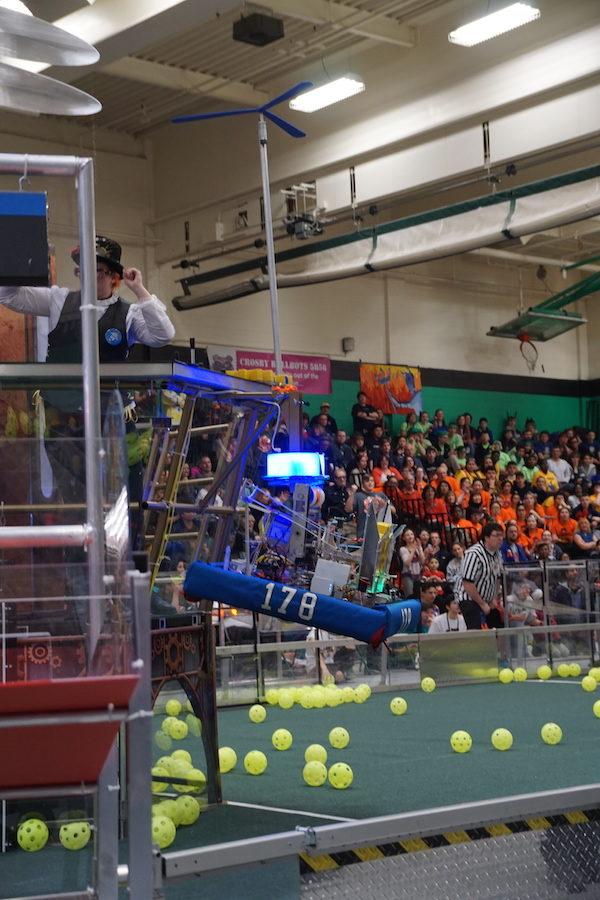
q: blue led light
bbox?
[264,452,325,484]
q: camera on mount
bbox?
[285,214,324,240]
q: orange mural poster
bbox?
[359,363,422,416]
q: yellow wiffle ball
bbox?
[299,690,314,709]
[491,728,513,751]
[421,677,436,693]
[244,750,268,775]
[537,665,552,681]
[329,726,350,749]
[303,761,327,787]
[312,689,327,709]
[249,704,267,723]
[151,766,170,793]
[588,667,600,682]
[165,699,182,717]
[557,663,570,678]
[171,749,192,765]
[498,669,514,684]
[278,690,294,709]
[593,700,600,718]
[356,683,371,701]
[581,676,597,693]
[272,728,293,751]
[450,730,472,753]
[513,667,528,682]
[304,744,328,764]
[541,722,563,745]
[218,747,237,773]
[168,719,188,740]
[569,662,582,677]
[390,696,408,716]
[328,762,353,789]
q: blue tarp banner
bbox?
[184,562,422,648]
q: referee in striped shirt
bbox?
[457,522,504,629]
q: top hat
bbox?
[71,235,123,276]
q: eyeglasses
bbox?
[74,266,113,279]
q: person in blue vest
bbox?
[0,235,175,364]
[0,236,175,526]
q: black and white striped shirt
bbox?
[457,542,501,605]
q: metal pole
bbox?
[0,524,93,548]
[126,570,153,900]
[76,158,105,652]
[0,153,81,176]
[257,114,283,375]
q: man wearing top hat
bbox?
[0,235,175,362]
[0,236,175,520]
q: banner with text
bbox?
[360,363,422,416]
[207,345,331,394]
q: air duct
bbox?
[173,165,600,310]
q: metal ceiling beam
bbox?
[37,0,240,81]
[269,0,416,48]
[103,57,269,107]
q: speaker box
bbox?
[232,13,284,47]
[0,192,49,286]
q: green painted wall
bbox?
[306,379,585,437]
[420,386,584,437]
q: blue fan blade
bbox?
[264,110,306,138]
[261,81,313,111]
[173,107,258,124]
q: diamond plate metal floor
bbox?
[301,823,600,899]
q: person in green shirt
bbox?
[520,453,539,484]
[412,410,432,435]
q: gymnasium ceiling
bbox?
[16,1,600,272]
[29,0,471,135]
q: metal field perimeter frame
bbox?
[0,154,156,900]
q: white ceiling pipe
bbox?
[470,247,600,273]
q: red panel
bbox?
[0,722,120,789]
[0,675,138,715]
[0,675,139,788]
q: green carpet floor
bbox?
[213,681,600,822]
[3,680,600,898]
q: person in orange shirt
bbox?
[467,507,486,538]
[515,501,528,534]
[421,558,446,596]
[497,480,514,508]
[414,466,428,494]
[430,464,460,494]
[498,503,517,525]
[422,485,447,518]
[489,499,504,525]
[456,477,472,510]
[371,454,401,492]
[518,513,544,556]
[449,503,478,545]
[471,478,492,511]
[551,505,577,549]
[523,492,545,527]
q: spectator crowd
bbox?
[313,393,600,630]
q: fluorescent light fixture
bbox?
[290,76,365,112]
[449,3,540,47]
